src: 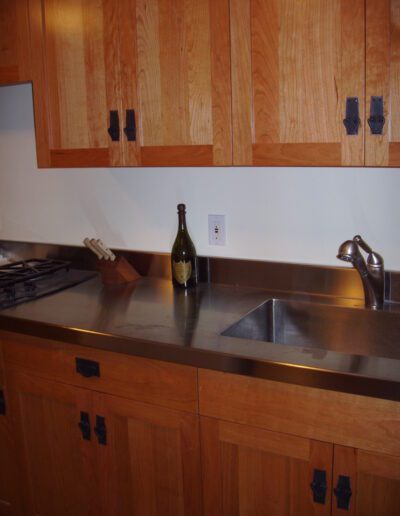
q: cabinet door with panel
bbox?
[332,445,400,515]
[0,0,31,85]
[231,0,365,166]
[119,0,232,166]
[366,0,400,166]
[0,350,21,516]
[94,392,203,516]
[6,370,97,516]
[29,0,232,168]
[29,0,123,167]
[201,416,333,515]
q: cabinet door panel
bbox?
[29,0,122,167]
[333,445,400,516]
[122,0,232,166]
[0,411,22,516]
[231,0,365,166]
[366,0,400,166]
[0,349,22,516]
[95,393,203,516]
[201,416,333,515]
[7,370,96,516]
[0,0,31,85]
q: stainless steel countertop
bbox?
[1,275,399,401]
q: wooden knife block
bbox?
[97,256,141,285]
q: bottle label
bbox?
[172,260,192,284]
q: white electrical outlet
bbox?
[208,214,226,246]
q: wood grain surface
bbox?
[201,416,333,515]
[199,369,400,456]
[1,331,198,413]
[0,0,31,85]
[231,0,366,166]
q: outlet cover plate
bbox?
[208,214,226,246]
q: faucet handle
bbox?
[353,235,373,253]
[353,235,383,268]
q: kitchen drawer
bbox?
[198,368,400,456]
[1,331,198,413]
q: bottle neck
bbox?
[178,212,187,231]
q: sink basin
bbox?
[221,299,400,360]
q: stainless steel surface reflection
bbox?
[222,299,400,360]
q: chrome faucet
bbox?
[337,235,384,309]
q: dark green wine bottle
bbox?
[171,204,198,289]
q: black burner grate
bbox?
[0,259,70,289]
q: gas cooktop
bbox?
[0,259,97,310]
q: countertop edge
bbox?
[1,314,399,403]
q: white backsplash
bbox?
[1,83,399,270]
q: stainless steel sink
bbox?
[221,299,400,360]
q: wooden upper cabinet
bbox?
[119,0,232,166]
[231,0,365,166]
[366,0,400,167]
[0,0,31,85]
[29,0,123,167]
[29,0,232,168]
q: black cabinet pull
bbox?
[368,96,385,135]
[94,415,107,445]
[108,110,120,141]
[0,390,5,415]
[75,357,100,378]
[310,469,327,504]
[343,97,361,135]
[334,475,352,510]
[124,109,136,141]
[78,411,91,440]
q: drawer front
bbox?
[199,368,400,456]
[1,331,198,413]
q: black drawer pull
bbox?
[0,390,5,415]
[75,357,100,378]
[78,412,91,440]
[124,109,136,141]
[334,475,352,510]
[94,415,107,445]
[310,469,327,504]
[108,110,120,141]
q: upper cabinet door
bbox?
[231,0,365,167]
[119,0,232,166]
[0,0,31,84]
[366,0,400,167]
[29,0,123,167]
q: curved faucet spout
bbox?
[337,236,384,309]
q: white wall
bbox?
[1,83,399,269]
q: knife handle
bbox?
[90,239,109,260]
[83,238,103,260]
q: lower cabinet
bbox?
[0,392,21,516]
[332,445,400,516]
[2,336,400,516]
[6,370,95,516]
[201,417,400,516]
[95,393,202,516]
[6,369,202,516]
[201,417,333,516]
